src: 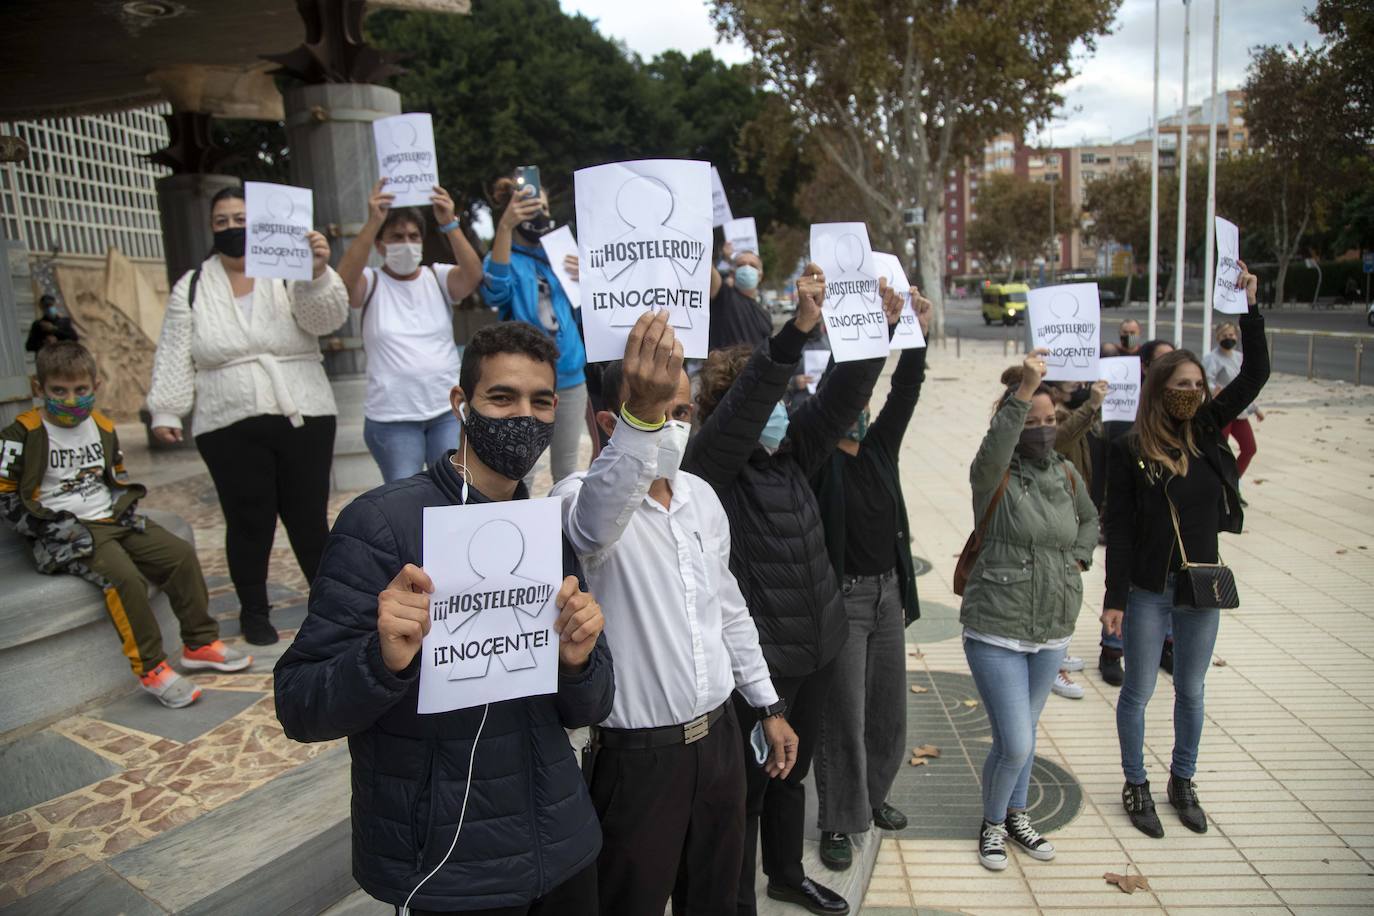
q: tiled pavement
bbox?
[3,339,1372,914]
[862,339,1374,914]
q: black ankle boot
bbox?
[1099,648,1124,687]
[1167,772,1207,833]
[239,606,279,646]
[1123,780,1164,838]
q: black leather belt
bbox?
[593,703,729,750]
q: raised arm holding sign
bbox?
[244,181,316,281]
[372,113,438,209]
[872,252,926,351]
[810,222,887,362]
[1026,282,1101,382]
[575,159,712,361]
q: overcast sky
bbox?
[561,0,1323,146]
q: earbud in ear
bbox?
[458,403,467,423]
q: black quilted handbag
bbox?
[1169,496,1239,610]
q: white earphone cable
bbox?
[399,702,489,916]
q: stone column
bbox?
[0,239,32,427]
[283,83,400,376]
[155,173,241,286]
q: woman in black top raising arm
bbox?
[1103,261,1269,839]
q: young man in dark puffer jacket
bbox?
[275,323,614,916]
[684,266,900,916]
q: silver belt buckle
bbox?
[683,714,710,744]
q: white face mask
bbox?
[384,242,423,276]
[657,420,691,482]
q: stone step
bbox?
[0,509,200,737]
[2,745,356,916]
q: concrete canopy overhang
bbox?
[0,0,471,123]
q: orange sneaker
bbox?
[138,661,201,708]
[182,640,253,672]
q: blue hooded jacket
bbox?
[482,245,586,390]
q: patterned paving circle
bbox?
[891,670,1083,840]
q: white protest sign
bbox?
[872,252,926,351]
[372,113,438,208]
[418,498,564,714]
[810,222,887,362]
[540,225,581,310]
[1100,356,1142,423]
[724,217,759,255]
[710,166,733,227]
[1026,282,1101,382]
[1212,216,1247,315]
[575,159,712,362]
[803,349,830,394]
[244,181,314,281]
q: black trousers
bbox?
[734,658,837,916]
[590,704,746,916]
[196,414,335,611]
[396,862,597,916]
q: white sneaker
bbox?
[978,819,1009,871]
[1052,670,1084,699]
[1061,654,1085,672]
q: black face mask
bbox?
[213,227,247,258]
[1219,338,1237,350]
[461,405,555,482]
[516,212,554,242]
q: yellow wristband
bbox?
[619,403,665,431]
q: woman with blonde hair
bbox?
[1103,263,1269,838]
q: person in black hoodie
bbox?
[1103,262,1268,840]
[812,288,931,872]
[274,322,614,916]
[684,266,902,916]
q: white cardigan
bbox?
[147,256,351,437]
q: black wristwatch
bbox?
[757,699,787,721]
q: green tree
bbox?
[1308,0,1374,145]
[1242,43,1362,302]
[710,0,1118,336]
[968,172,1073,282]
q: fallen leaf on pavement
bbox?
[910,685,929,694]
[912,745,941,759]
[1251,478,1267,485]
[908,757,928,767]
[1213,658,1227,667]
[1336,549,1348,555]
[962,699,979,708]
[1104,871,1151,894]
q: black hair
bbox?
[378,206,426,238]
[1139,338,1174,371]
[458,323,560,399]
[39,294,56,306]
[599,360,626,411]
[210,186,245,206]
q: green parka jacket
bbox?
[960,396,1098,643]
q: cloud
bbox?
[1045,0,1322,145]
[561,0,752,65]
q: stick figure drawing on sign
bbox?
[444,518,554,681]
[252,190,307,269]
[1042,290,1095,369]
[828,232,880,340]
[600,175,702,329]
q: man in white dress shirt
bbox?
[553,310,799,916]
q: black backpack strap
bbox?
[360,269,380,326]
[430,265,451,304]
[187,267,203,310]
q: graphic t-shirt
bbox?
[39,418,113,520]
[362,264,461,423]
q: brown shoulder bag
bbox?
[953,470,1011,596]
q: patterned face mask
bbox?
[461,404,555,482]
[1162,388,1204,421]
[45,392,96,427]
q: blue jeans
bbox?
[364,411,460,484]
[1116,577,1220,784]
[963,638,1064,823]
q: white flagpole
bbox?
[1174,0,1192,348]
[1201,0,1222,352]
[1148,0,1162,340]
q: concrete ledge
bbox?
[0,509,198,737]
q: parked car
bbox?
[1099,288,1123,308]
